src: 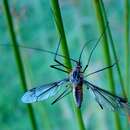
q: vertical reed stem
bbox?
[2,1,37,130]
[93,0,122,130]
[99,0,126,97]
[50,0,85,130]
[124,0,130,97]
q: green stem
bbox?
[93,0,122,130]
[99,0,126,97]
[125,0,130,97]
[50,0,72,69]
[2,1,37,130]
[50,0,85,130]
[93,0,115,93]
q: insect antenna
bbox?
[82,23,109,73]
[78,39,96,63]
[84,32,104,70]
[0,43,77,63]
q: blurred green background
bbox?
[0,0,129,130]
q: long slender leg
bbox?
[51,86,72,105]
[50,64,69,73]
[82,33,103,73]
[53,38,71,70]
[78,39,95,63]
[85,63,116,77]
[51,7,73,69]
[82,23,109,73]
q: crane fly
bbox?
[21,31,130,117]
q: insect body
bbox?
[69,63,83,108]
[21,33,130,117]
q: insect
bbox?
[21,31,130,116]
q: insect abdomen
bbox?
[73,85,83,108]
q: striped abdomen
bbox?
[73,84,83,108]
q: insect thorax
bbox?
[69,66,83,86]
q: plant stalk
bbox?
[93,0,122,130]
[99,0,127,98]
[2,0,37,130]
[50,0,85,130]
[125,0,130,97]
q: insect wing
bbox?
[21,78,69,103]
[84,80,130,115]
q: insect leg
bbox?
[51,7,73,69]
[85,63,116,77]
[51,86,72,105]
[53,38,71,70]
[82,23,109,73]
[50,64,69,73]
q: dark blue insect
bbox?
[21,30,130,117]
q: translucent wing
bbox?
[84,80,130,115]
[21,78,69,103]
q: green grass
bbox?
[2,0,37,130]
[93,1,122,130]
[124,0,130,97]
